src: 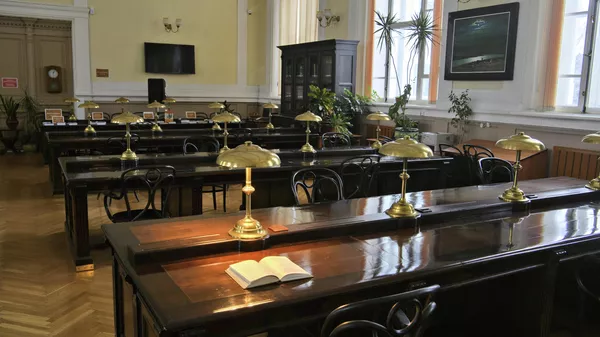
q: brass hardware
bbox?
[79,101,99,134]
[582,132,600,190]
[295,111,322,153]
[64,97,80,121]
[379,136,434,218]
[111,111,144,161]
[216,141,281,239]
[496,132,545,202]
[147,100,166,133]
[209,102,225,132]
[212,112,241,152]
[366,111,391,149]
[263,102,278,131]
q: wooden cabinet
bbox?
[278,39,358,116]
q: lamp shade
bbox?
[379,136,433,159]
[582,133,600,144]
[78,101,99,109]
[212,111,241,123]
[111,111,144,124]
[115,97,130,104]
[147,100,166,109]
[263,102,279,109]
[366,111,391,121]
[217,141,281,168]
[295,111,322,122]
[496,132,545,152]
[208,102,225,109]
[64,97,80,103]
[163,97,176,104]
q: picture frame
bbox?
[143,111,155,120]
[185,111,197,119]
[44,109,62,120]
[444,2,520,81]
[91,112,104,121]
[51,115,65,124]
[164,112,174,123]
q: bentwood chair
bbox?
[229,128,253,142]
[339,155,381,199]
[195,112,209,120]
[438,144,462,157]
[438,144,470,188]
[478,157,514,184]
[322,132,351,148]
[103,166,176,222]
[463,144,494,185]
[574,255,600,337]
[378,135,394,144]
[107,133,141,153]
[183,137,227,213]
[320,285,440,337]
[291,168,344,205]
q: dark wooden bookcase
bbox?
[278,39,358,116]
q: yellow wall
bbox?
[247,0,267,86]
[324,0,349,39]
[88,0,238,85]
[17,0,73,5]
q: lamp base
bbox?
[68,114,77,121]
[84,125,96,134]
[301,143,316,153]
[266,123,275,130]
[586,178,600,190]
[121,149,138,161]
[499,186,528,202]
[371,140,382,149]
[385,200,420,218]
[220,146,230,153]
[229,216,268,239]
[151,123,163,132]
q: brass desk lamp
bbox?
[379,136,433,218]
[212,111,241,152]
[163,97,176,107]
[263,102,278,131]
[582,132,600,190]
[115,96,129,109]
[366,111,392,149]
[64,97,80,121]
[295,111,322,153]
[217,142,281,239]
[111,111,144,161]
[209,102,224,131]
[495,132,545,202]
[147,100,165,133]
[79,101,99,135]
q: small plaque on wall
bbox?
[1,77,18,88]
[143,112,155,120]
[96,69,109,78]
[44,109,63,120]
[91,112,104,121]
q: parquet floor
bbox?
[0,153,243,337]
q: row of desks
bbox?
[60,146,452,269]
[102,177,600,337]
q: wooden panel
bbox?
[0,33,27,96]
[551,146,600,180]
[366,124,395,139]
[35,35,73,104]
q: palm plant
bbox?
[0,94,19,120]
[20,88,41,136]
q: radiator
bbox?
[551,146,600,180]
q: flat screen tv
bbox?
[144,42,195,74]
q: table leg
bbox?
[70,184,94,271]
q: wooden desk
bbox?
[443,139,549,180]
[103,177,600,337]
[62,147,452,269]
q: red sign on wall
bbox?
[1,78,18,88]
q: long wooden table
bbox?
[102,177,600,337]
[61,147,451,270]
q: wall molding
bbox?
[0,1,89,20]
[237,0,248,86]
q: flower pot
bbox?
[394,127,420,141]
[6,116,18,130]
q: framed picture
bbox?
[44,109,62,120]
[444,2,519,81]
[164,112,174,123]
[91,112,104,121]
[143,111,155,120]
[185,111,197,119]
[51,115,65,124]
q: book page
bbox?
[227,260,279,289]
[260,256,312,282]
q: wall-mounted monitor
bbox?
[144,42,195,75]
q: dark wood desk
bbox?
[443,139,549,180]
[41,119,245,132]
[103,177,600,337]
[61,147,451,270]
[46,128,311,193]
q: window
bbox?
[553,0,600,111]
[371,0,441,103]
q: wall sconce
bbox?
[163,17,182,33]
[316,9,340,28]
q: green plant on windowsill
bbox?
[448,89,473,144]
[334,89,377,116]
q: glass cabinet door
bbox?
[321,54,333,88]
[294,56,306,102]
[309,54,319,85]
[284,58,293,84]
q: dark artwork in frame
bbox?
[444,2,520,81]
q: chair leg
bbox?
[223,184,227,213]
[212,185,217,210]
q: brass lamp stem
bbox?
[499,150,527,202]
[400,158,408,204]
[586,157,600,190]
[229,167,266,239]
[385,158,418,218]
[152,108,162,133]
[120,123,137,161]
[266,112,275,131]
[372,121,382,149]
[300,121,316,153]
[221,122,229,152]
[84,108,96,134]
[512,150,521,190]
[305,121,310,144]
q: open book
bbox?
[226,256,313,289]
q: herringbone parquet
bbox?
[0,153,242,337]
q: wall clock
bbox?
[45,65,62,93]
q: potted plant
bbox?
[308,84,335,117]
[0,94,20,130]
[448,90,473,144]
[375,10,437,140]
[334,89,376,134]
[328,111,353,136]
[20,88,42,151]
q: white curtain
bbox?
[279,0,319,45]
